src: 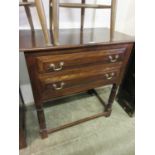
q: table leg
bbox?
[36,104,48,139]
[19,88,27,149]
[105,84,118,116]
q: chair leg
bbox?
[35,0,51,46]
[49,0,53,31]
[52,0,59,45]
[49,0,54,43]
[110,0,117,40]
[22,0,34,31]
[81,0,85,30]
[80,0,85,44]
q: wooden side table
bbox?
[20,28,134,138]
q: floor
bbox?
[20,86,135,155]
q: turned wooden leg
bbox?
[35,0,51,46]
[36,105,48,139]
[105,84,118,116]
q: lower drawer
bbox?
[39,67,121,101]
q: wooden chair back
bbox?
[50,0,117,45]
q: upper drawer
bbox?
[36,48,126,73]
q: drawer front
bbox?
[38,65,121,100]
[36,48,126,73]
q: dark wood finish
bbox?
[19,88,27,149]
[36,106,48,138]
[37,62,121,100]
[20,28,134,138]
[105,84,118,116]
[117,44,135,116]
[36,47,125,73]
[19,28,134,51]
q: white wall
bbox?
[19,0,135,104]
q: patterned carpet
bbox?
[20,86,135,155]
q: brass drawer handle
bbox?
[109,55,119,63]
[52,82,65,90]
[48,62,64,71]
[105,73,115,80]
